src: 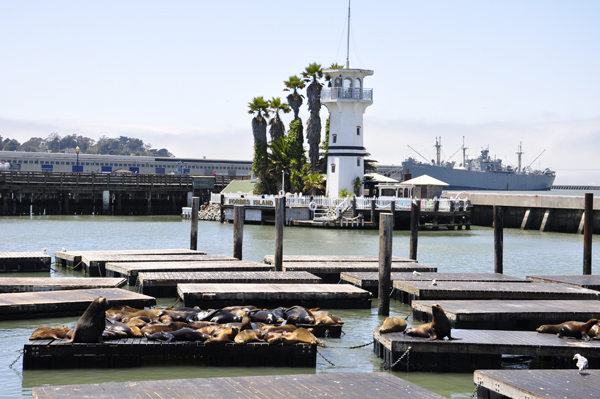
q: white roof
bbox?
[401,174,449,186]
[364,173,398,183]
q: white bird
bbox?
[42,248,47,253]
[432,279,437,286]
[574,354,588,373]
[413,271,421,279]
[61,248,66,252]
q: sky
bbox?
[1,1,599,185]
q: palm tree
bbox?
[302,62,324,170]
[268,97,291,142]
[248,97,270,193]
[283,75,305,121]
[265,136,292,193]
[352,176,362,197]
[303,171,325,196]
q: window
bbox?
[86,162,89,165]
[357,126,361,135]
[34,160,38,164]
[357,157,361,167]
[331,164,336,173]
[332,134,337,143]
[61,162,65,165]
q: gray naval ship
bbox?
[379,139,556,191]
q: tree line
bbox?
[0,133,173,157]
[249,62,376,196]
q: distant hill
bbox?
[0,133,174,157]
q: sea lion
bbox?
[103,318,133,339]
[129,325,143,337]
[264,331,285,344]
[161,310,199,322]
[145,328,210,343]
[248,310,279,324]
[311,310,344,325]
[558,319,599,340]
[588,322,600,339]
[29,325,72,340]
[186,309,221,323]
[379,316,407,334]
[121,309,165,323]
[261,324,297,333]
[234,330,265,344]
[404,303,453,340]
[281,327,320,346]
[187,321,216,329]
[70,296,108,343]
[315,315,338,326]
[140,322,188,335]
[536,322,574,334]
[205,327,238,345]
[284,306,315,324]
[223,305,258,317]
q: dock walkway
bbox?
[0,277,126,293]
[178,283,372,309]
[373,327,600,372]
[0,252,52,272]
[107,260,272,285]
[342,272,528,295]
[411,299,600,330]
[55,248,205,269]
[137,271,320,297]
[528,275,600,291]
[474,369,600,399]
[32,373,446,399]
[0,288,155,320]
[393,281,600,303]
[24,338,316,369]
[281,262,436,283]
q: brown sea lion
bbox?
[404,303,453,340]
[536,322,576,334]
[315,315,338,326]
[121,309,165,323]
[125,318,148,328]
[70,296,108,343]
[558,319,599,340]
[284,306,315,324]
[264,331,285,344]
[223,305,258,317]
[188,321,217,330]
[261,324,297,333]
[140,322,188,335]
[129,325,143,337]
[205,327,238,345]
[105,305,140,319]
[588,322,600,338]
[234,330,265,344]
[311,310,344,325]
[379,316,407,334]
[29,325,72,340]
[281,327,320,345]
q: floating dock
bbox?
[474,369,600,399]
[373,328,600,372]
[341,272,528,295]
[178,283,372,309]
[0,288,155,320]
[23,338,316,369]
[54,248,207,269]
[411,299,600,330]
[137,270,321,297]
[0,277,126,293]
[281,262,437,284]
[107,260,273,285]
[528,275,600,291]
[82,253,236,277]
[0,252,52,272]
[392,281,600,304]
[263,254,414,263]
[31,372,446,399]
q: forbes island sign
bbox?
[228,198,274,207]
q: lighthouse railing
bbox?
[321,88,373,101]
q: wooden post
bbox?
[410,200,420,261]
[494,205,503,274]
[352,196,357,217]
[233,205,244,260]
[219,194,225,223]
[274,197,285,271]
[371,198,376,223]
[190,197,199,250]
[378,213,393,316]
[584,193,593,275]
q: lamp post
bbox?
[76,146,80,173]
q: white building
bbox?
[322,67,373,197]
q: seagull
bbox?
[574,354,588,374]
[61,248,66,252]
[432,279,437,286]
[42,248,47,254]
[413,271,421,279]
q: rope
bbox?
[317,348,335,366]
[383,346,411,370]
[9,349,23,369]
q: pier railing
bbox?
[321,88,373,101]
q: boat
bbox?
[381,138,556,191]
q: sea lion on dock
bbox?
[145,328,210,343]
[121,309,165,323]
[29,325,72,340]
[281,328,320,346]
[103,318,133,339]
[558,319,599,340]
[105,305,140,319]
[378,317,407,334]
[284,306,315,324]
[205,327,238,345]
[234,330,265,344]
[248,310,279,324]
[70,296,108,343]
[404,303,453,340]
[536,322,577,334]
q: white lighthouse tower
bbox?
[322,1,373,197]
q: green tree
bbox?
[302,62,324,170]
[352,176,362,196]
[248,96,270,193]
[283,75,305,121]
[18,137,44,152]
[4,139,20,151]
[339,188,349,198]
[268,97,290,142]
[303,171,325,196]
[285,118,306,192]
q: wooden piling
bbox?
[190,197,199,250]
[274,197,284,271]
[233,205,244,260]
[378,213,393,316]
[494,205,503,274]
[371,198,376,223]
[410,200,420,261]
[584,193,593,275]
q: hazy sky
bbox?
[1,1,598,185]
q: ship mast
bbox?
[346,0,351,69]
[516,142,523,173]
[462,136,468,167]
[435,137,442,166]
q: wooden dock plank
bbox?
[54,248,207,268]
[263,254,414,264]
[393,281,600,303]
[137,271,321,297]
[0,251,52,272]
[411,299,600,330]
[0,277,126,293]
[0,288,155,320]
[107,260,273,285]
[32,373,446,399]
[474,370,600,399]
[178,283,372,309]
[281,262,436,283]
[341,272,528,295]
[528,275,600,291]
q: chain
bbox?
[383,346,411,370]
[404,307,413,320]
[9,349,24,369]
[326,341,372,350]
[468,384,480,399]
[317,348,335,366]
[170,297,182,308]
[389,287,395,297]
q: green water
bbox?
[1,215,598,398]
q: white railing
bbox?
[321,87,373,101]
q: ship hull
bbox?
[401,161,555,191]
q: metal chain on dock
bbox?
[170,297,182,308]
[404,307,413,320]
[389,287,395,297]
[9,349,24,370]
[326,341,372,350]
[317,348,335,366]
[467,384,480,399]
[383,346,411,370]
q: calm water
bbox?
[1,215,599,398]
